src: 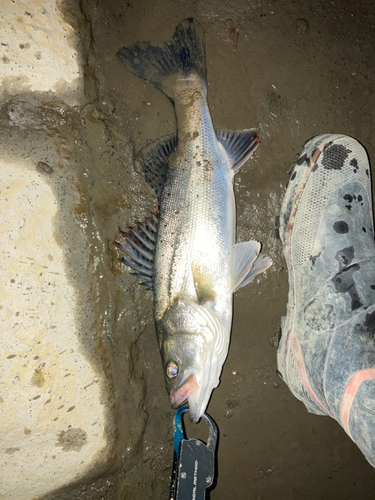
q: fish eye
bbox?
[166,361,179,378]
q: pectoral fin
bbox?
[114,212,159,290]
[216,128,260,174]
[140,135,177,198]
[231,241,272,293]
[191,262,216,304]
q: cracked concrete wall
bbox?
[1,148,107,498]
[0,1,145,498]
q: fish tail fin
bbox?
[116,18,206,101]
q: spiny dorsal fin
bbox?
[216,128,260,174]
[231,241,272,292]
[140,135,177,199]
[114,211,159,290]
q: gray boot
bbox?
[278,134,375,467]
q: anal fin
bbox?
[114,212,159,290]
[216,128,260,174]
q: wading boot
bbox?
[278,134,375,467]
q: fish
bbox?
[115,18,272,423]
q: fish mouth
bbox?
[187,386,211,424]
[170,372,198,410]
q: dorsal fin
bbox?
[114,211,159,290]
[140,135,177,198]
[231,241,272,292]
[216,128,260,174]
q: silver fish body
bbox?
[116,19,271,422]
[155,75,233,329]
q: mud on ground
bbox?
[45,0,375,498]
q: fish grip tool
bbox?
[169,407,218,500]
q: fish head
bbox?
[158,299,228,423]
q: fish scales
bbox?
[154,82,234,328]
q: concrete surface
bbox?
[0,2,111,498]
[0,148,108,498]
[1,0,375,499]
[0,0,82,103]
